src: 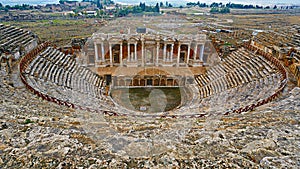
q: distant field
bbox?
[2,9,299,47]
[3,19,101,46]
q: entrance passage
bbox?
[111,87,182,113]
[147,79,153,86]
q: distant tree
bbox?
[186,2,208,7]
[220,7,230,13]
[101,2,161,17]
[100,0,114,5]
[210,7,219,13]
[155,3,160,12]
[210,2,219,8]
[210,7,230,14]
[165,1,168,7]
[226,2,230,7]
[139,2,146,11]
[160,2,163,7]
[265,6,270,9]
[132,6,142,13]
[225,3,244,9]
[59,0,67,4]
[244,5,255,9]
[186,2,196,6]
[273,5,277,9]
[117,7,129,17]
[200,3,208,7]
[96,0,101,8]
[168,3,173,8]
[256,5,263,9]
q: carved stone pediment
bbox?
[108,35,123,43]
[163,36,175,42]
[127,35,140,43]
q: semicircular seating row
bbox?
[0,24,37,54]
[23,46,115,111]
[22,45,284,116]
[193,48,283,114]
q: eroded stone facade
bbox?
[80,33,207,67]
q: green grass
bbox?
[51,19,86,26]
[111,87,182,113]
[224,42,232,46]
[24,119,34,124]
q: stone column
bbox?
[193,43,198,61]
[156,42,160,66]
[187,43,191,65]
[109,43,113,66]
[120,43,123,66]
[101,42,105,61]
[163,43,167,62]
[177,43,181,67]
[94,42,99,61]
[170,44,174,62]
[127,43,130,62]
[200,44,204,62]
[134,43,137,61]
[141,40,144,67]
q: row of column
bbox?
[162,43,204,66]
[94,42,106,62]
[127,43,138,62]
[114,77,183,87]
[94,42,205,66]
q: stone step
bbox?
[38,60,49,79]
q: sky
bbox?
[1,0,299,6]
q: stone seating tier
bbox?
[0,25,35,53]
[195,48,281,100]
[196,73,282,114]
[24,47,106,104]
[19,42,288,118]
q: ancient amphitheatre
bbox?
[1,12,300,168]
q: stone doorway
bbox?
[113,52,120,63]
[180,52,186,63]
[147,79,153,86]
[145,48,154,64]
